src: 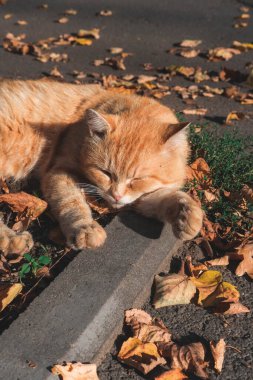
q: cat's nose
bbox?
[112,192,122,202]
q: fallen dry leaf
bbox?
[225,111,245,125]
[242,184,253,203]
[118,337,166,374]
[206,256,230,267]
[109,47,123,54]
[98,9,112,16]
[190,270,222,305]
[77,28,100,39]
[3,13,12,19]
[210,338,226,373]
[232,41,253,51]
[186,158,212,188]
[155,368,188,379]
[0,283,22,312]
[74,38,93,46]
[137,75,157,84]
[169,342,208,379]
[51,362,99,380]
[201,281,239,308]
[153,272,196,308]
[180,39,202,48]
[213,301,250,315]
[234,243,253,279]
[64,9,77,15]
[57,17,69,24]
[50,66,63,78]
[183,108,207,115]
[0,192,47,220]
[180,49,200,58]
[124,309,172,343]
[208,47,241,61]
[16,20,28,25]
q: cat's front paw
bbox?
[67,220,107,250]
[172,197,203,241]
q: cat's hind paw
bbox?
[67,220,107,250]
[0,228,34,256]
[172,197,203,241]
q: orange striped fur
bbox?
[0,79,203,253]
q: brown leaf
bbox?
[169,342,208,379]
[234,243,253,279]
[186,158,212,187]
[118,337,166,374]
[182,108,207,115]
[180,49,200,58]
[153,273,196,308]
[57,17,69,24]
[3,13,12,19]
[185,256,208,277]
[200,215,218,241]
[206,256,230,267]
[155,369,188,379]
[109,47,123,54]
[208,47,241,61]
[210,338,226,373]
[74,38,93,46]
[137,75,157,84]
[50,66,63,78]
[64,9,77,15]
[213,301,250,315]
[16,20,28,25]
[0,283,22,312]
[77,28,100,39]
[232,41,253,51]
[180,39,202,48]
[98,9,112,16]
[51,362,99,380]
[0,192,47,220]
[124,309,172,344]
[242,184,253,203]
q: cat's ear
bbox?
[162,122,190,145]
[86,109,110,138]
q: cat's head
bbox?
[81,94,190,209]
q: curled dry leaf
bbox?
[234,243,253,279]
[242,184,253,203]
[74,38,93,46]
[98,9,112,16]
[180,39,202,48]
[208,47,241,61]
[0,283,22,312]
[51,362,99,380]
[169,342,208,379]
[77,28,100,39]
[210,338,226,373]
[0,191,47,220]
[213,301,250,315]
[180,49,200,58]
[85,195,110,215]
[206,256,230,267]
[16,20,28,25]
[109,47,123,54]
[155,368,188,379]
[124,308,172,343]
[64,9,77,15]
[190,270,222,305]
[232,41,253,51]
[225,111,245,125]
[50,66,63,78]
[153,273,196,308]
[182,108,207,115]
[186,158,212,187]
[117,337,166,374]
[57,17,69,24]
[185,255,208,277]
[201,281,240,308]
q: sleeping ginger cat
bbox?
[0,79,203,254]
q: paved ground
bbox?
[0,0,252,379]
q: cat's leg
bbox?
[135,189,203,240]
[41,171,106,250]
[0,219,33,256]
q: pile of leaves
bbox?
[117,308,226,379]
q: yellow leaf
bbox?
[202,281,240,308]
[190,270,222,305]
[0,283,22,312]
[74,38,93,46]
[51,362,99,380]
[225,111,245,124]
[118,337,166,374]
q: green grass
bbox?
[187,122,253,239]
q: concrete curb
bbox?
[0,212,180,380]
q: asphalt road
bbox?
[0,0,252,379]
